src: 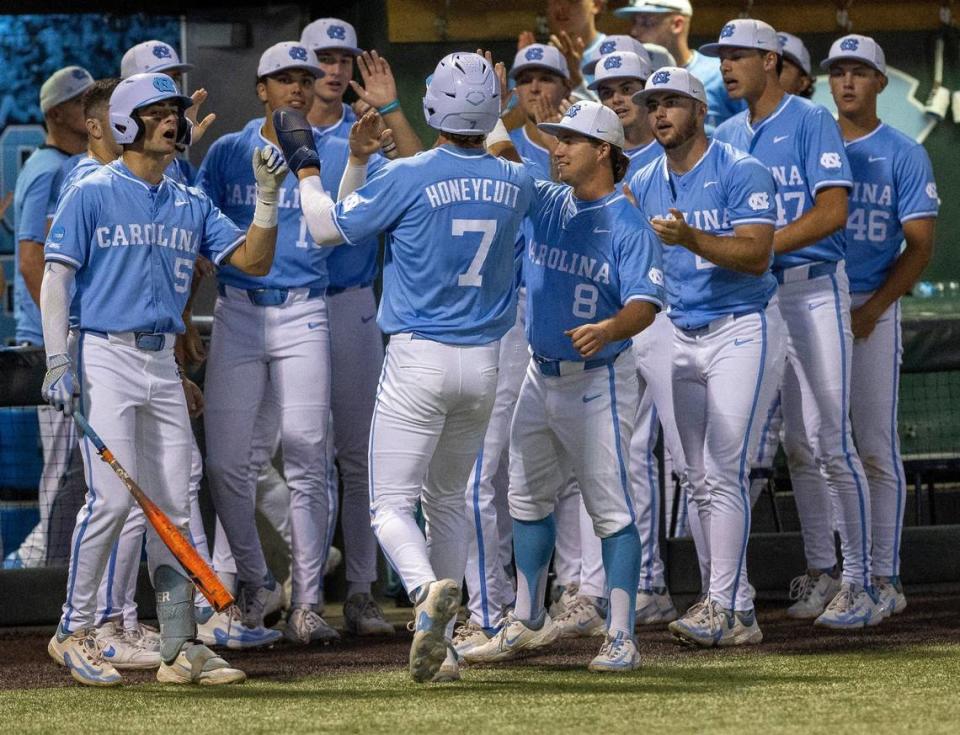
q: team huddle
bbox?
[12,0,938,687]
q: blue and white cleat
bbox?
[48,626,122,687]
[588,631,641,672]
[156,643,246,686]
[409,579,461,683]
[635,587,678,625]
[787,568,841,619]
[873,576,907,618]
[670,599,762,648]
[462,611,560,663]
[815,583,882,630]
[553,596,606,639]
[452,620,491,658]
[196,605,282,650]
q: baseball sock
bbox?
[601,525,642,635]
[347,582,373,598]
[512,515,556,627]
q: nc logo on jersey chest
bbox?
[603,56,623,70]
[153,44,172,59]
[525,47,544,61]
[748,192,770,210]
[327,24,346,40]
[820,152,842,169]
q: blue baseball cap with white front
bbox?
[588,51,654,90]
[820,34,886,75]
[537,100,625,149]
[510,44,570,80]
[700,18,781,58]
[632,66,708,106]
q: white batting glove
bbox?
[41,353,80,417]
[252,146,289,203]
[252,146,288,228]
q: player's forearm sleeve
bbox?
[40,261,75,359]
[338,162,367,201]
[299,176,344,246]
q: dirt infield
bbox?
[2,592,958,691]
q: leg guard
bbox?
[155,565,197,664]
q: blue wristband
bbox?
[378,100,400,115]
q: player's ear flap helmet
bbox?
[109,73,194,146]
[423,52,500,136]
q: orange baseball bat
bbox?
[73,411,234,612]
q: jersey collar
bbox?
[844,122,885,147]
[315,105,348,137]
[108,159,168,194]
[746,93,793,136]
[568,187,624,215]
[521,125,551,156]
[626,139,658,159]
[257,121,283,153]
[436,145,491,159]
[660,138,716,181]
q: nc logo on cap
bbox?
[289,46,308,61]
[565,103,580,118]
[525,47,544,61]
[153,75,176,93]
[600,40,618,55]
[72,68,88,80]
[778,34,788,46]
[327,24,346,40]
[840,37,860,51]
[720,23,736,39]
[603,56,623,70]
[153,44,172,59]
[652,70,671,85]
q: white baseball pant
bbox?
[778,262,873,588]
[672,302,786,612]
[464,294,527,629]
[61,332,191,632]
[204,286,331,607]
[369,334,500,596]
[552,480,583,590]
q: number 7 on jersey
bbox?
[453,219,497,287]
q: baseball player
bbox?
[41,72,284,686]
[5,66,93,571]
[614,1,744,132]
[818,34,937,616]
[300,17,410,635]
[199,41,345,645]
[631,67,784,646]
[466,100,665,672]
[302,18,421,158]
[778,33,815,99]
[280,51,533,683]
[537,0,608,94]
[706,19,880,628]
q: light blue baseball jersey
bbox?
[713,93,852,270]
[524,184,664,361]
[317,121,386,290]
[332,145,535,345]
[166,157,196,186]
[630,140,778,330]
[844,123,939,293]
[316,103,357,140]
[199,118,340,290]
[624,140,662,184]
[59,154,102,195]
[686,50,746,134]
[507,126,552,180]
[45,160,244,335]
[13,145,69,345]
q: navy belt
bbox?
[217,283,325,306]
[85,330,168,351]
[532,350,622,378]
[327,281,374,297]
[773,260,838,285]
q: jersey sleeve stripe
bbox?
[212,235,246,266]
[624,294,664,311]
[730,216,777,226]
[812,179,853,193]
[900,211,939,222]
[331,213,357,246]
[44,253,83,268]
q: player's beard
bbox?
[660,114,699,150]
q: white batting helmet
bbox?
[422,52,500,135]
[109,73,193,146]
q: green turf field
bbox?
[2,643,959,734]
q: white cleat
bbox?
[344,593,395,636]
[156,643,246,686]
[462,612,560,663]
[196,605,282,649]
[452,621,491,658]
[553,596,606,639]
[815,583,883,630]
[238,581,283,628]
[548,583,579,618]
[48,627,122,687]
[670,599,762,648]
[432,647,461,683]
[873,576,907,618]
[284,606,341,645]
[129,622,161,652]
[409,579,461,683]
[787,569,842,619]
[588,631,641,673]
[635,587,678,625]
[95,621,161,670]
[324,546,343,576]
